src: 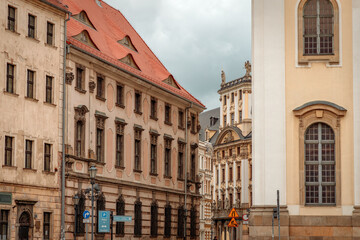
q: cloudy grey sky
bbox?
[106,0,251,110]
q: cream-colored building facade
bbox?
[0,0,66,239]
[252,0,360,238]
[211,65,252,240]
[198,141,213,240]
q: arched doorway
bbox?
[18,211,31,240]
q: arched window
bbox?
[177,206,185,238]
[305,122,335,205]
[164,204,172,238]
[190,206,197,238]
[303,0,334,55]
[116,195,125,236]
[298,0,339,63]
[150,201,158,237]
[76,194,85,234]
[134,198,142,237]
[96,194,106,233]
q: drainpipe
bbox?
[61,12,71,240]
[184,102,193,239]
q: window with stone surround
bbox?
[116,84,124,107]
[223,115,227,126]
[96,114,107,162]
[96,194,105,233]
[96,75,105,100]
[134,90,142,114]
[150,132,159,175]
[150,97,157,120]
[75,66,85,91]
[229,166,233,181]
[150,201,158,237]
[4,136,13,166]
[6,63,15,94]
[231,92,234,103]
[45,76,53,104]
[165,103,172,125]
[43,212,51,240]
[44,143,51,172]
[178,142,185,180]
[76,194,85,234]
[239,90,242,100]
[190,206,197,238]
[116,195,125,236]
[134,198,142,237]
[190,147,196,181]
[115,120,126,168]
[222,168,225,183]
[237,165,240,180]
[134,126,143,172]
[239,110,242,123]
[177,206,185,237]
[164,136,173,178]
[7,6,16,31]
[46,22,54,45]
[28,14,36,38]
[25,140,33,169]
[305,123,336,205]
[178,109,184,129]
[74,106,88,158]
[298,0,339,63]
[223,95,226,105]
[164,203,172,238]
[0,210,9,240]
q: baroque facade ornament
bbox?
[66,72,74,85]
[89,81,96,93]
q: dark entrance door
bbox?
[18,211,31,240]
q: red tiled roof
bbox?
[41,0,69,12]
[62,0,205,108]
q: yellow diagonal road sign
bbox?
[228,208,239,218]
[228,218,238,227]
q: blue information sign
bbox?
[98,211,110,233]
[113,215,132,222]
[83,210,90,219]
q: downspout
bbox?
[184,102,193,239]
[61,12,71,240]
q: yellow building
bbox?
[251,0,360,238]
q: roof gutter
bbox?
[68,43,206,110]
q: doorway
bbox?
[18,211,31,240]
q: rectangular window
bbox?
[239,110,242,123]
[191,114,196,133]
[231,92,234,102]
[178,150,184,179]
[96,76,104,99]
[116,133,124,167]
[231,113,234,125]
[165,103,171,125]
[96,128,104,162]
[150,203,158,237]
[178,109,184,129]
[223,95,227,105]
[134,128,142,171]
[6,63,15,93]
[27,70,35,98]
[164,139,172,177]
[75,121,84,157]
[222,168,225,183]
[134,91,142,113]
[191,153,196,181]
[46,22,54,45]
[4,136,13,166]
[134,201,142,236]
[28,14,36,38]
[150,97,157,119]
[229,149,232,157]
[25,140,33,169]
[164,205,171,238]
[0,210,9,240]
[44,144,51,171]
[177,207,184,237]
[76,67,84,90]
[43,212,51,240]
[237,165,240,180]
[237,147,240,156]
[239,90,242,100]
[8,6,16,31]
[150,143,157,174]
[45,76,53,103]
[229,167,233,181]
[116,85,124,107]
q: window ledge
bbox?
[134,110,143,115]
[75,87,87,94]
[5,28,20,35]
[96,161,106,166]
[150,172,158,177]
[2,165,17,169]
[133,169,142,173]
[177,177,184,181]
[164,175,172,179]
[115,165,125,170]
[96,95,106,102]
[44,101,56,107]
[164,121,172,126]
[3,91,19,97]
[42,170,56,175]
[26,36,40,43]
[150,116,158,121]
[115,103,125,109]
[44,43,57,49]
[25,96,39,102]
[178,126,185,130]
[23,168,37,172]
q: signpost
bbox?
[228,208,239,228]
[98,211,110,233]
[113,215,132,222]
[83,210,91,240]
[228,218,238,227]
[83,210,90,220]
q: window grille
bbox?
[303,0,334,55]
[305,122,335,205]
[76,194,85,234]
[134,199,142,237]
[164,204,172,238]
[150,201,158,237]
[96,194,106,233]
[116,195,125,236]
[190,206,197,238]
[177,206,184,238]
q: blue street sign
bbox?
[98,211,110,233]
[113,215,132,222]
[83,210,90,219]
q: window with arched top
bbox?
[305,122,336,205]
[76,194,85,234]
[96,194,106,233]
[116,195,125,236]
[164,204,172,238]
[150,201,158,237]
[134,198,142,237]
[298,0,339,63]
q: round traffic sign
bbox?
[83,210,90,219]
[242,214,248,221]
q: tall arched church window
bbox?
[305,123,335,205]
[298,0,339,63]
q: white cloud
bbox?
[105,0,251,110]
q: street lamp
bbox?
[89,165,97,240]
[73,194,79,240]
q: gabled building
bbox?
[62,0,205,239]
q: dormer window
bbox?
[73,11,96,29]
[119,54,140,70]
[118,36,137,52]
[162,75,180,89]
[73,31,99,50]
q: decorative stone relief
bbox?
[66,72,74,85]
[89,81,96,93]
